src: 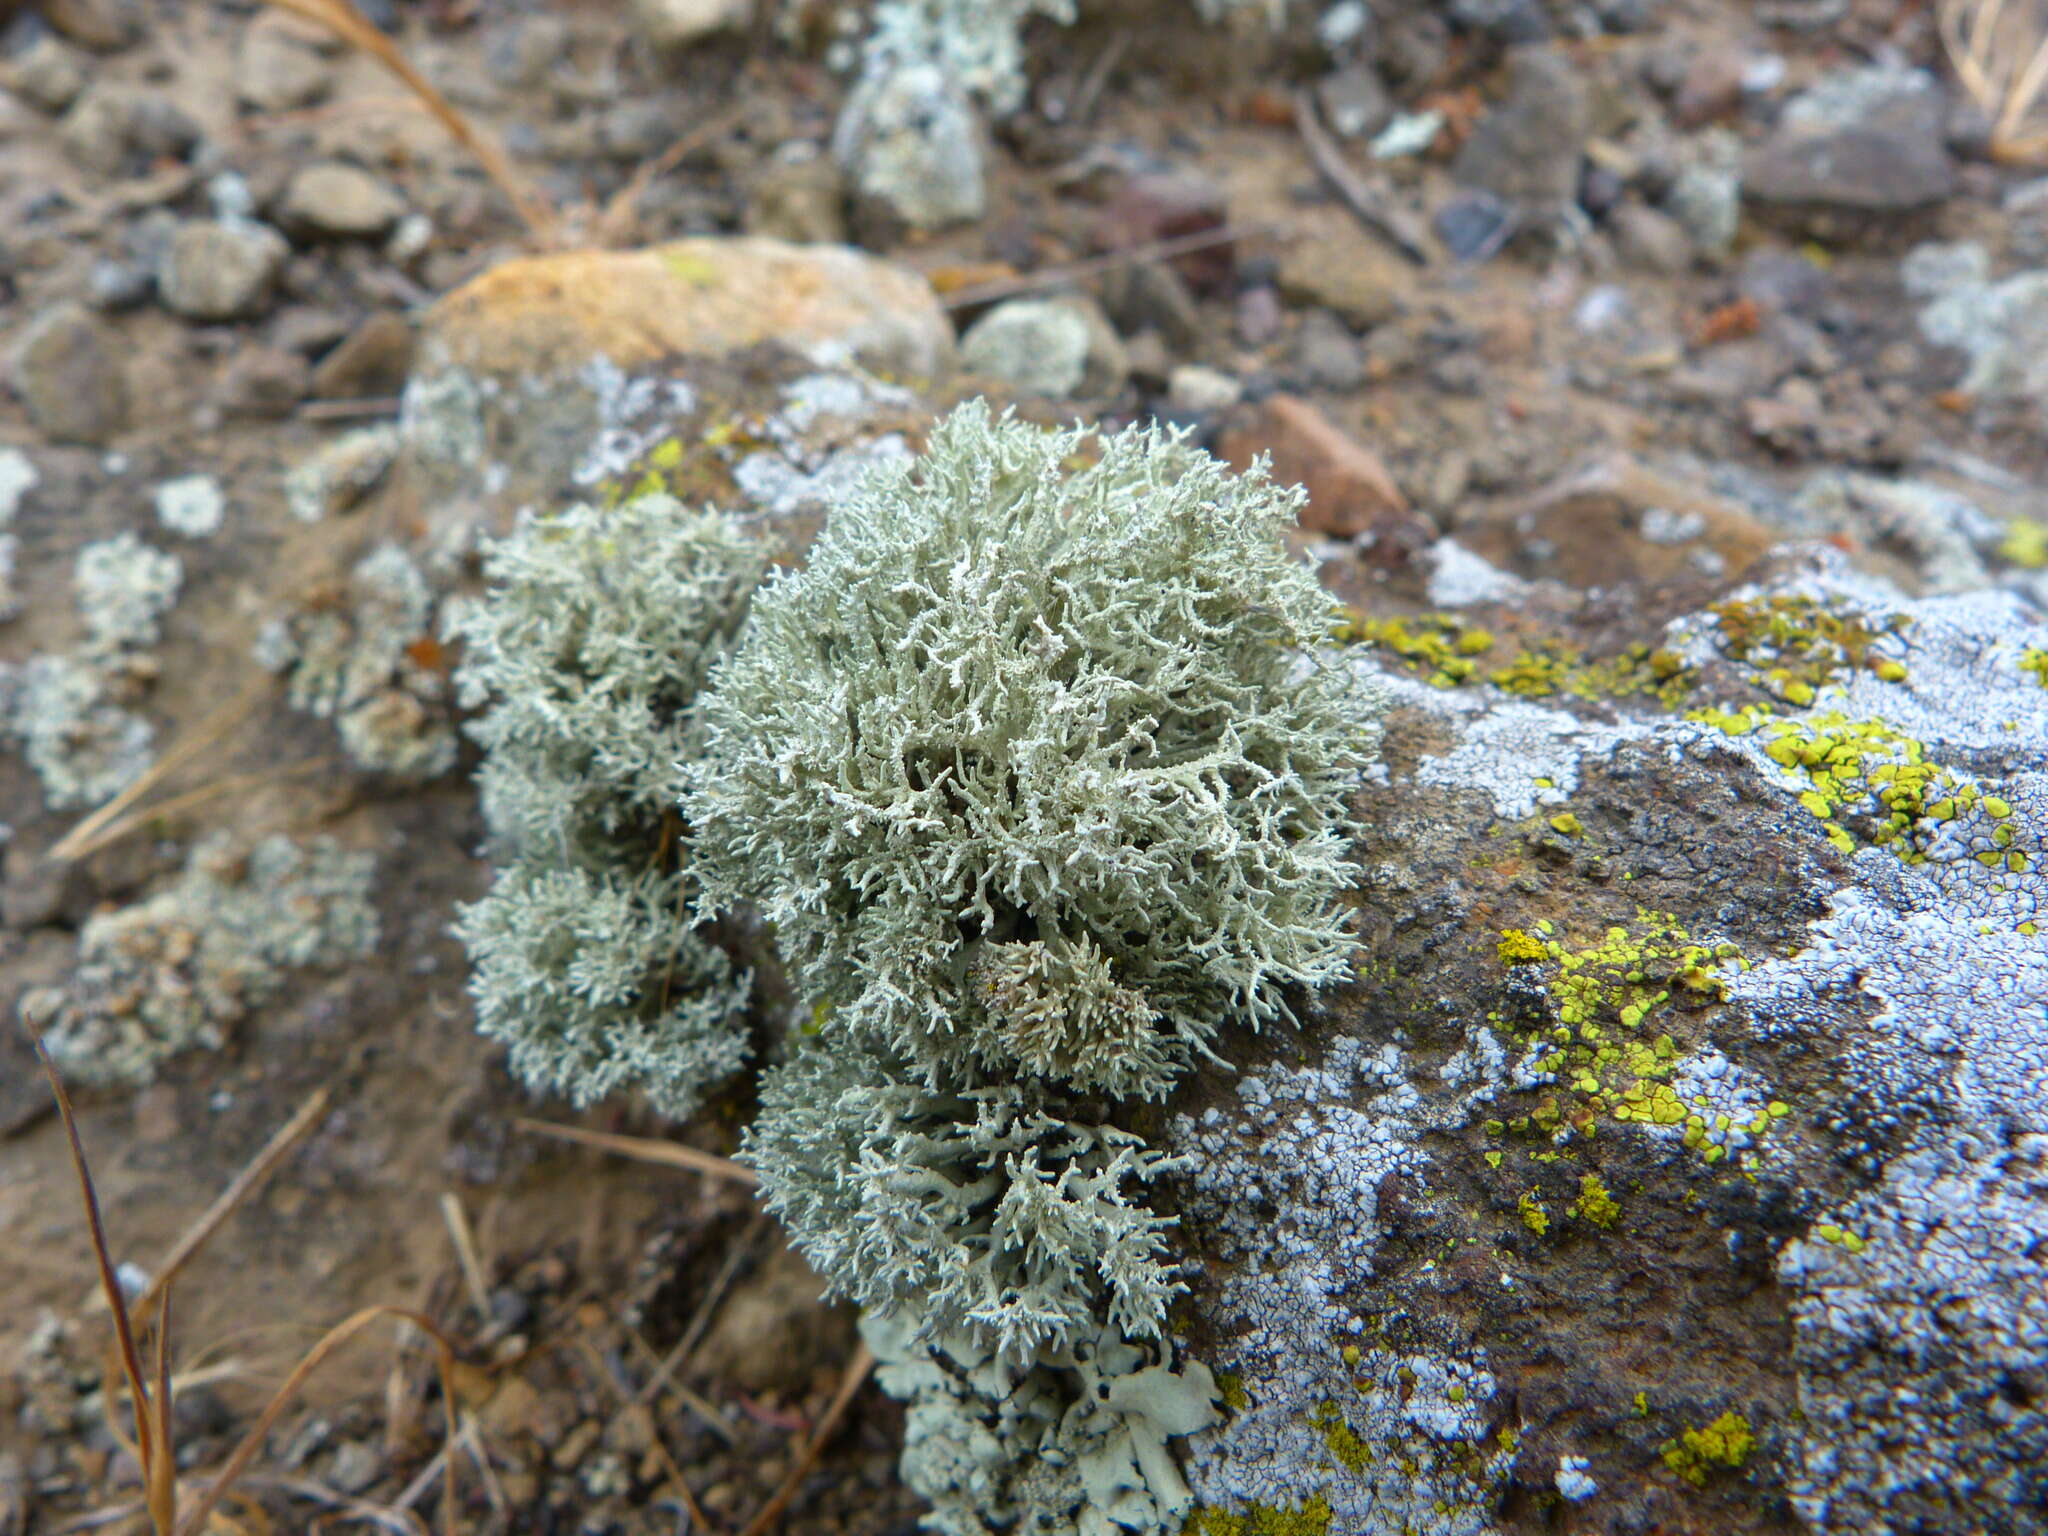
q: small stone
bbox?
[310,312,415,399]
[627,0,749,51]
[236,19,334,112]
[87,258,152,312]
[158,220,289,322]
[1216,393,1407,537]
[217,343,310,418]
[1434,191,1520,261]
[41,0,139,51]
[1236,285,1284,347]
[1167,364,1243,415]
[1452,45,1590,211]
[278,162,407,240]
[1278,232,1411,328]
[1099,261,1204,351]
[743,142,846,246]
[2,36,88,114]
[1096,169,1232,295]
[1292,308,1366,391]
[485,14,574,90]
[59,85,199,176]
[1672,46,1745,128]
[1610,203,1693,274]
[1744,63,1956,225]
[960,296,1127,399]
[12,301,127,445]
[1318,63,1394,140]
[834,63,984,232]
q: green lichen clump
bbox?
[687,402,1375,1533]
[687,400,1371,1102]
[1661,1411,1755,1486]
[2023,647,2048,689]
[1339,611,1694,707]
[450,494,768,1119]
[1704,594,1911,701]
[1184,1497,1334,1536]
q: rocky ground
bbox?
[0,0,2044,1534]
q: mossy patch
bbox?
[1185,1496,1334,1536]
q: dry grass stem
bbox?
[1941,0,2048,162]
[635,1214,770,1410]
[438,1192,493,1319]
[513,1118,758,1185]
[48,685,270,863]
[733,1342,877,1536]
[255,0,560,243]
[116,1087,333,1320]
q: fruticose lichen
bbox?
[27,833,377,1087]
[685,402,1377,1536]
[449,493,768,1120]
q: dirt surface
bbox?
[0,0,2044,1532]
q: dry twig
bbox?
[514,1118,757,1186]
[255,0,559,242]
[1293,90,1434,263]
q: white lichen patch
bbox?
[28,833,377,1087]
[1393,681,1650,820]
[75,532,181,653]
[566,357,698,487]
[153,474,226,539]
[0,446,38,524]
[1173,1037,1512,1535]
[0,653,155,809]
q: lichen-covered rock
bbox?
[1175,549,2047,1536]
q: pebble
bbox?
[11,301,127,445]
[1317,63,1394,140]
[1610,203,1693,275]
[285,425,399,521]
[235,19,334,112]
[1216,393,1408,538]
[1434,191,1520,262]
[2,35,88,114]
[59,85,200,176]
[1167,364,1243,415]
[1743,63,1955,221]
[627,0,749,51]
[86,257,152,312]
[216,343,310,418]
[1451,45,1590,211]
[1292,307,1366,391]
[1236,285,1284,347]
[959,296,1127,399]
[309,311,415,399]
[277,162,408,239]
[157,219,289,321]
[1277,232,1409,328]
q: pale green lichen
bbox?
[1662,1411,1755,1487]
[686,400,1372,1102]
[450,495,767,1120]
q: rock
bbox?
[157,220,289,321]
[1915,261,2048,419]
[12,301,127,445]
[1671,45,1745,128]
[58,85,200,176]
[628,0,748,50]
[1277,231,1411,329]
[959,296,1127,400]
[1216,393,1408,537]
[277,162,407,239]
[1097,169,1233,296]
[833,62,984,232]
[1317,63,1394,140]
[420,238,954,383]
[1166,364,1242,415]
[1098,261,1204,352]
[485,14,573,90]
[742,143,847,246]
[2,36,88,114]
[1291,307,1366,391]
[1610,202,1693,274]
[1743,63,1956,229]
[86,258,152,312]
[1182,553,2048,1536]
[1469,453,1779,588]
[40,0,139,51]
[1664,130,1741,261]
[235,19,334,112]
[285,425,399,521]
[310,311,415,399]
[1433,191,1520,262]
[1235,284,1283,347]
[216,343,310,419]
[1452,45,1591,211]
